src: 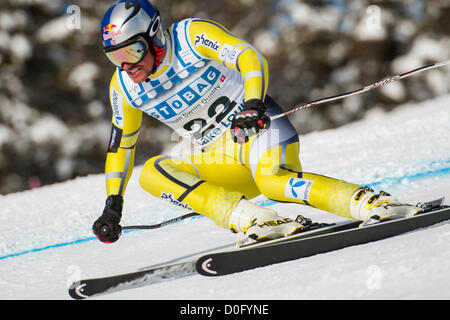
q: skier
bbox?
[93,0,422,244]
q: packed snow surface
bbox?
[1,94,449,300]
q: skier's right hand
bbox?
[93,195,123,243]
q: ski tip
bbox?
[68,282,89,300]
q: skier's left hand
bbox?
[231,99,269,144]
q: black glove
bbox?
[92,195,123,243]
[231,99,269,144]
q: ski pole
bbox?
[270,60,450,121]
[121,212,201,230]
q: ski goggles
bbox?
[104,37,150,68]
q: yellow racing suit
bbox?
[104,18,362,229]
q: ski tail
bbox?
[196,198,449,276]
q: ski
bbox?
[68,260,197,299]
[196,198,448,276]
[67,217,343,299]
[69,198,447,299]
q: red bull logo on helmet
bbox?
[103,23,117,32]
[103,24,122,42]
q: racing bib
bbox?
[117,19,245,147]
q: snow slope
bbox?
[1,94,449,300]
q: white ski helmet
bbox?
[101,0,166,71]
